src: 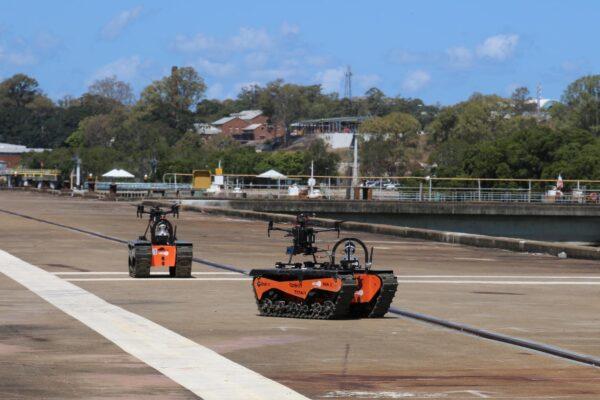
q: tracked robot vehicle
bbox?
[250,214,398,319]
[128,204,193,278]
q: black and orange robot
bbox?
[250,214,397,319]
[128,204,193,278]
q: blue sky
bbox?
[0,0,597,105]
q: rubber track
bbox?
[2,207,600,367]
[368,272,398,318]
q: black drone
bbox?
[136,204,180,245]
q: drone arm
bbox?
[267,221,293,237]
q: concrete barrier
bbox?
[178,204,600,261]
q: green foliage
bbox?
[359,112,421,175]
[560,75,600,133]
[10,68,600,182]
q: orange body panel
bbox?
[151,245,176,267]
[353,274,382,303]
[253,276,342,300]
[253,273,383,303]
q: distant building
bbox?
[290,116,368,149]
[0,143,46,170]
[211,110,284,142]
[192,123,221,136]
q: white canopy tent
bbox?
[257,169,287,197]
[102,168,135,179]
[257,169,287,179]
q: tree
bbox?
[138,66,206,134]
[88,76,135,105]
[0,74,40,107]
[511,86,536,114]
[561,75,600,133]
[359,113,421,176]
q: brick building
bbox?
[0,143,45,169]
[212,110,284,142]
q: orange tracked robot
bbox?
[128,204,193,278]
[250,214,398,319]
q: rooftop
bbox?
[0,143,46,154]
[243,123,263,131]
[232,110,263,120]
[212,116,237,125]
[290,116,368,127]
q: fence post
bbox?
[477,179,481,202]
[428,179,432,201]
[528,180,532,203]
[419,182,423,201]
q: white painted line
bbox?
[397,275,600,279]
[65,277,251,282]
[52,271,241,276]
[398,280,600,285]
[0,250,308,400]
[454,257,497,261]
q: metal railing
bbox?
[213,175,600,204]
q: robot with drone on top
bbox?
[250,213,398,319]
[128,204,193,278]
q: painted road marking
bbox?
[0,250,308,400]
[65,277,251,282]
[454,257,497,261]
[52,271,242,275]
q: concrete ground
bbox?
[1,190,600,399]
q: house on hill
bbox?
[210,110,284,142]
[0,143,46,170]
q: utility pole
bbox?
[536,83,542,116]
[352,133,359,188]
[75,156,81,189]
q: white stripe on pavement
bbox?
[52,271,242,275]
[65,277,251,282]
[0,250,308,400]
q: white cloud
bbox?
[244,52,268,68]
[315,67,345,93]
[356,73,381,91]
[402,70,431,92]
[231,27,272,50]
[193,58,236,77]
[305,55,331,67]
[0,44,36,67]
[173,33,216,53]
[34,31,61,52]
[206,83,224,99]
[173,27,272,54]
[388,49,421,64]
[101,6,143,40]
[5,51,36,66]
[91,55,142,82]
[250,67,297,81]
[476,34,519,61]
[446,46,473,68]
[281,21,300,36]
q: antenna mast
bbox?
[344,66,353,99]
